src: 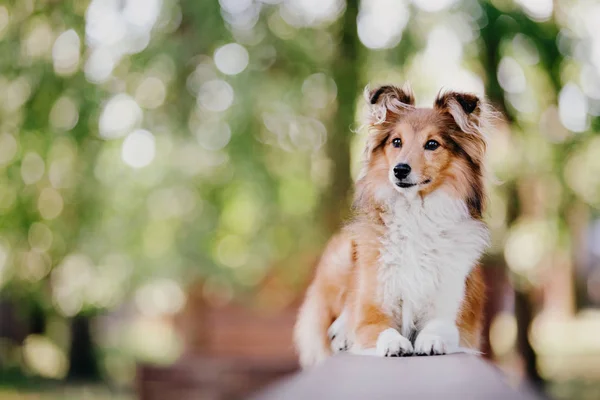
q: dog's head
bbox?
[357,84,494,217]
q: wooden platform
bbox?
[249,354,547,400]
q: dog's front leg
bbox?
[414,318,460,355]
[349,302,413,357]
[328,308,352,353]
[414,281,464,355]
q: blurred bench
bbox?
[249,353,546,400]
[137,355,297,400]
[137,301,300,400]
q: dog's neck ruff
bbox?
[376,188,489,338]
[381,189,471,226]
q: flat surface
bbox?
[249,354,546,400]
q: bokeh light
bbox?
[21,152,45,185]
[99,94,143,139]
[23,335,68,379]
[197,79,235,112]
[214,43,250,75]
[358,0,408,50]
[52,29,81,76]
[121,129,156,168]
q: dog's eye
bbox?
[424,140,440,151]
[391,138,402,148]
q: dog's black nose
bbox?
[393,163,411,180]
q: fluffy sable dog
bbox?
[294,84,495,368]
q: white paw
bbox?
[414,333,447,355]
[376,328,413,357]
[330,332,350,353]
[328,313,350,353]
[414,319,459,356]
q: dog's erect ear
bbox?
[434,91,486,136]
[364,84,415,125]
[368,85,414,106]
[435,91,497,167]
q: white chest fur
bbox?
[377,190,489,339]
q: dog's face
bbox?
[381,114,452,192]
[359,85,490,217]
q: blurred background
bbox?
[0,0,599,399]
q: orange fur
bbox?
[458,265,486,348]
[293,232,353,366]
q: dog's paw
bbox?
[330,332,350,353]
[414,333,447,356]
[328,312,350,353]
[414,319,459,356]
[376,328,413,357]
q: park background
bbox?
[1,0,600,398]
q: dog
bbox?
[294,84,495,368]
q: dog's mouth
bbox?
[395,179,431,188]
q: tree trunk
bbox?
[67,315,100,381]
[29,302,45,335]
[480,260,508,359]
[514,289,544,388]
[322,0,360,234]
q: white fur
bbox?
[374,188,489,353]
[374,327,413,357]
[328,309,350,353]
[414,318,459,354]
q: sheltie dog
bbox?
[294,84,495,367]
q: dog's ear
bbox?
[434,91,496,165]
[368,85,414,107]
[365,84,415,125]
[434,91,485,135]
